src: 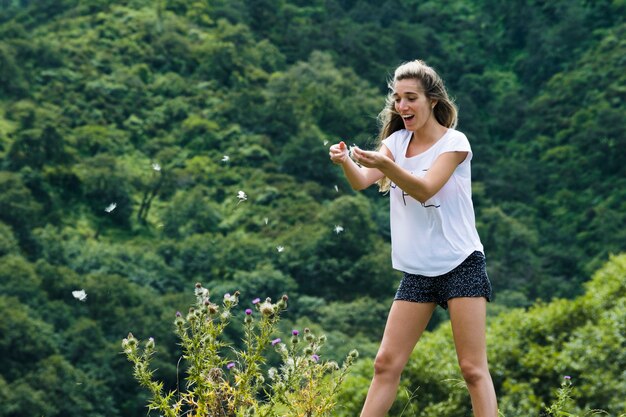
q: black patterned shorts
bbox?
[394,251,492,310]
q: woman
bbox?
[328,60,498,417]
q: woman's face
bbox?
[393,78,435,132]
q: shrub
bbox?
[122,283,358,417]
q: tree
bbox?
[261,51,380,146]
[6,124,70,170]
[0,296,58,381]
[476,206,542,298]
[278,123,342,185]
[0,41,27,97]
[161,185,223,237]
[0,222,19,257]
[75,155,134,230]
[0,171,43,247]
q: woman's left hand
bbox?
[350,146,390,169]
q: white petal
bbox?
[72,290,87,301]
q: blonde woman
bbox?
[329,60,498,417]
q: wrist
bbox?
[378,155,392,173]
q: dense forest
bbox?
[0,0,624,416]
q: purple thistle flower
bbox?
[564,375,571,380]
[227,362,235,369]
[271,338,281,346]
[252,298,261,304]
[175,311,182,317]
[292,329,299,336]
[311,354,320,362]
[245,308,253,315]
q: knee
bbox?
[373,349,403,378]
[458,359,488,386]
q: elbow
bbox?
[414,190,435,204]
[404,179,438,204]
[350,179,372,191]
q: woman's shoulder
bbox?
[438,128,472,155]
[444,128,468,141]
[384,129,412,144]
[441,128,471,146]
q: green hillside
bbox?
[0,0,624,415]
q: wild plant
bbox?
[121,283,357,417]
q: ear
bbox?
[431,99,438,109]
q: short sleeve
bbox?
[439,131,473,162]
[382,130,408,159]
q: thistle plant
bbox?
[266,327,358,416]
[121,283,357,417]
[543,376,623,417]
[545,376,576,417]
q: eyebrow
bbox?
[392,91,420,97]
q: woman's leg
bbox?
[360,300,436,417]
[448,297,498,417]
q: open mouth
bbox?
[402,114,415,121]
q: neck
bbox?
[411,117,447,143]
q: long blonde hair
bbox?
[376,60,458,192]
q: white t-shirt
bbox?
[382,128,483,276]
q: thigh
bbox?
[377,300,437,363]
[448,297,488,364]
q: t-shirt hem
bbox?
[393,248,484,277]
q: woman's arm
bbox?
[350,146,467,203]
[329,141,388,190]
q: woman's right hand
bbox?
[329,141,349,165]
